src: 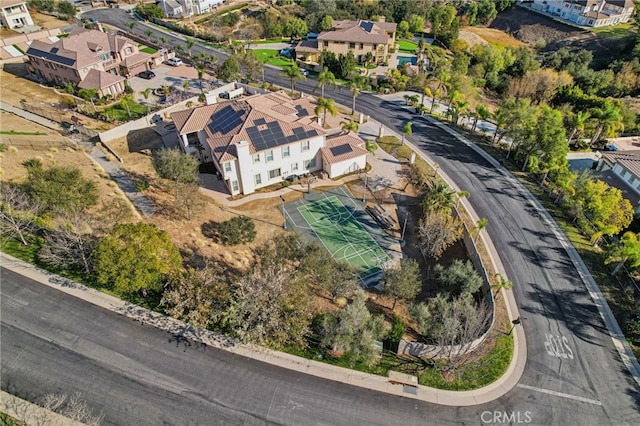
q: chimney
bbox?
[378,16,386,22]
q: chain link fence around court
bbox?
[281,186,402,287]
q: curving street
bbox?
[1,9,639,425]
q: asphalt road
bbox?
[3,9,639,425]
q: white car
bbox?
[300,69,309,76]
[166,57,183,67]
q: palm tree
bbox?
[280,63,304,92]
[196,64,206,90]
[606,231,640,276]
[402,121,412,145]
[424,86,441,114]
[448,94,469,125]
[421,182,456,214]
[185,38,195,58]
[568,111,590,145]
[340,119,359,133]
[346,75,368,115]
[492,107,509,146]
[315,67,336,98]
[474,217,488,244]
[589,104,623,147]
[314,97,337,128]
[159,36,168,45]
[144,29,153,39]
[127,22,137,32]
[492,273,513,298]
[456,190,470,209]
[182,80,189,99]
[365,139,378,156]
[140,88,152,113]
[471,103,490,133]
[78,88,97,112]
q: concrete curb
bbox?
[394,99,640,388]
[0,391,83,426]
[2,252,523,406]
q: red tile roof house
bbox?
[25,27,151,98]
[171,91,369,195]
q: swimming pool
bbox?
[397,55,417,66]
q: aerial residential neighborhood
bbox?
[1,0,639,425]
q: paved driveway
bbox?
[127,64,214,104]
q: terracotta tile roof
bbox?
[170,92,326,163]
[600,150,640,177]
[77,68,125,90]
[26,28,136,70]
[321,131,369,164]
[318,20,395,44]
[121,52,151,68]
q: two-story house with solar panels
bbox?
[170,91,369,196]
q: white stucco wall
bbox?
[325,156,366,179]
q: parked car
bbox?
[137,70,156,79]
[166,57,183,67]
[300,69,309,76]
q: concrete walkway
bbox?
[0,251,524,406]
[0,101,155,218]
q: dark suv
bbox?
[138,70,156,80]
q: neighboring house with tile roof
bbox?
[171,92,368,195]
[25,27,151,97]
[520,0,635,27]
[295,18,397,66]
[596,150,640,213]
[0,0,33,30]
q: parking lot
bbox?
[127,63,216,105]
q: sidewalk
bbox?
[0,252,524,406]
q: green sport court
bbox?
[282,187,394,283]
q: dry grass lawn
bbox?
[0,115,126,214]
[30,11,72,30]
[464,27,526,48]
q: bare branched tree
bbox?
[0,183,42,245]
[42,392,104,426]
[38,211,97,275]
[416,211,463,259]
[411,293,492,374]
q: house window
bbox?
[291,162,299,172]
[323,41,329,48]
[232,180,239,192]
[31,58,38,64]
[305,158,316,169]
[359,43,364,49]
[301,140,310,151]
[253,154,260,163]
[266,150,274,162]
[588,19,594,25]
[125,47,132,55]
[224,162,232,173]
[268,168,281,179]
[349,42,355,49]
[254,173,262,185]
[282,146,290,158]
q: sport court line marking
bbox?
[516,384,602,406]
[298,196,389,272]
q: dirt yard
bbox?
[491,6,635,68]
[0,114,126,216]
[30,11,72,30]
[462,27,525,48]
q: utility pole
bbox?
[362,171,368,202]
[280,195,286,229]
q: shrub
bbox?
[217,215,256,245]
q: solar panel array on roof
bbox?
[294,105,309,117]
[330,144,353,157]
[28,48,76,67]
[209,105,245,135]
[246,120,319,152]
[359,21,374,33]
[254,117,267,126]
